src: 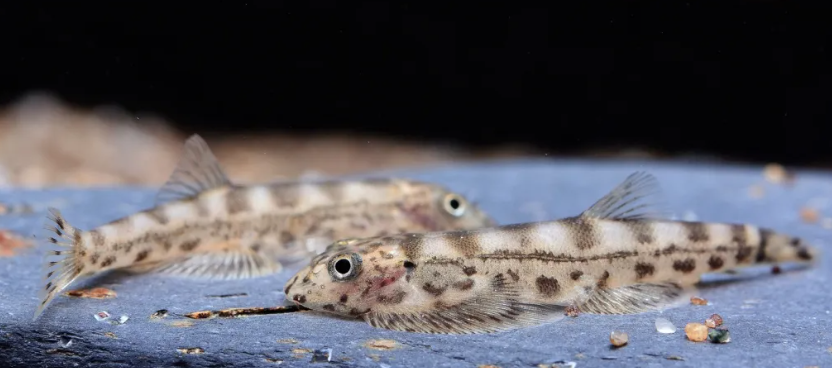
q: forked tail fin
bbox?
[33,208,85,320]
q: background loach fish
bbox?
[285,172,820,334]
[34,134,495,320]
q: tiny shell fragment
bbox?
[708,328,731,343]
[800,207,819,223]
[364,339,400,350]
[705,314,724,328]
[150,309,169,319]
[690,296,708,306]
[185,310,215,319]
[564,305,580,317]
[655,317,677,334]
[177,347,204,354]
[94,311,111,322]
[66,287,117,299]
[684,323,709,342]
[103,332,117,339]
[609,331,628,348]
[276,338,299,344]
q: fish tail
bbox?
[33,208,86,320]
[756,227,819,265]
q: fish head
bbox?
[414,182,497,230]
[283,235,415,317]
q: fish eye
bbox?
[328,253,362,281]
[443,193,466,217]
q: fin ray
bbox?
[34,208,84,320]
[123,250,282,280]
[580,171,669,220]
[155,134,232,206]
[576,282,688,315]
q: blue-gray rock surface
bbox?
[1,159,830,368]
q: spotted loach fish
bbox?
[284,172,820,334]
[34,134,495,319]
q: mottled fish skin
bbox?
[285,171,820,334]
[33,134,495,320]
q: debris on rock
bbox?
[150,309,169,319]
[264,358,284,364]
[684,323,709,342]
[771,265,782,274]
[205,292,248,298]
[103,332,117,339]
[311,349,333,363]
[763,163,795,184]
[0,202,34,215]
[364,339,400,351]
[184,310,214,320]
[59,336,73,348]
[609,331,628,348]
[708,328,731,344]
[655,317,677,334]
[110,315,129,325]
[185,306,300,319]
[690,296,708,306]
[0,229,31,257]
[564,306,580,317]
[666,355,684,361]
[177,347,204,355]
[276,338,299,344]
[66,287,117,299]
[478,365,501,368]
[800,207,820,223]
[705,314,724,328]
[292,348,312,358]
[94,311,111,322]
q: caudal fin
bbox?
[33,208,85,320]
[757,228,820,265]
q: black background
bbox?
[2,2,830,164]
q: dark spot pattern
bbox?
[91,231,106,247]
[225,189,251,215]
[684,222,709,242]
[163,241,173,252]
[444,232,481,257]
[597,271,610,288]
[463,266,477,276]
[180,239,200,251]
[322,304,336,311]
[506,269,520,282]
[756,229,773,262]
[284,276,298,294]
[135,249,150,263]
[100,256,116,268]
[623,220,654,244]
[570,270,583,280]
[708,255,724,270]
[673,258,696,273]
[280,231,295,246]
[377,290,407,305]
[339,294,348,303]
[453,279,474,291]
[731,224,753,262]
[634,262,655,279]
[90,253,100,265]
[422,283,446,297]
[564,218,600,249]
[293,294,307,303]
[535,276,560,297]
[148,208,170,225]
[797,248,813,260]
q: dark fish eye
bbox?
[443,194,466,217]
[329,253,362,281]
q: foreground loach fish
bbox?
[285,172,820,334]
[34,134,495,320]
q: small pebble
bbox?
[708,328,731,343]
[771,265,782,274]
[684,323,709,342]
[705,314,724,328]
[690,297,708,306]
[311,349,333,362]
[655,317,677,334]
[94,311,111,322]
[609,331,628,348]
[800,207,819,223]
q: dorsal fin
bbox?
[579,171,669,221]
[155,134,233,205]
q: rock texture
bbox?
[1,159,830,368]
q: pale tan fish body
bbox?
[285,172,820,334]
[34,134,495,320]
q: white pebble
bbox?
[94,311,111,322]
[655,317,677,334]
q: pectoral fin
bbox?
[575,282,689,315]
[124,250,282,280]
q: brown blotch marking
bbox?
[535,275,560,297]
[135,249,150,263]
[284,276,298,294]
[225,188,251,215]
[280,231,295,246]
[756,228,773,262]
[147,208,170,225]
[623,220,654,244]
[506,269,520,282]
[673,258,696,273]
[462,266,477,276]
[684,222,709,242]
[634,262,655,279]
[322,304,336,311]
[797,248,813,260]
[564,217,600,250]
[339,294,348,303]
[452,279,474,291]
[377,290,407,305]
[90,230,106,247]
[268,184,299,207]
[180,239,200,251]
[422,282,446,296]
[708,255,724,270]
[45,281,52,291]
[597,271,610,288]
[400,236,425,260]
[74,231,82,245]
[731,224,753,262]
[293,294,307,303]
[90,253,100,265]
[789,237,801,247]
[55,217,65,230]
[100,256,117,268]
[163,241,173,252]
[249,243,261,253]
[570,270,583,280]
[443,231,481,257]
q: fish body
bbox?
[35,135,495,319]
[285,172,820,334]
